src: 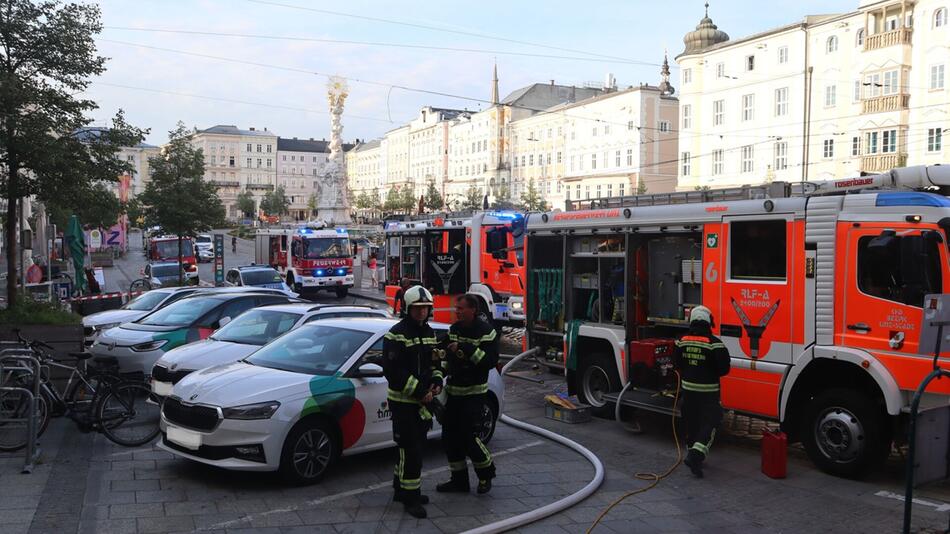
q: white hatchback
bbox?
[158,318,504,485]
[150,303,390,397]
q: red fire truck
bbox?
[255,224,353,298]
[384,211,526,325]
[524,165,950,478]
[147,236,198,276]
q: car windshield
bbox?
[241,269,283,285]
[122,290,172,311]
[303,237,350,259]
[154,239,194,258]
[246,325,371,375]
[151,264,181,278]
[212,309,301,345]
[195,235,212,244]
[138,297,221,327]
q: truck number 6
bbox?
[705,262,718,283]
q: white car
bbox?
[195,234,214,263]
[82,287,205,347]
[158,318,504,485]
[151,303,391,397]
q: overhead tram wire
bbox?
[101,26,653,65]
[242,0,653,66]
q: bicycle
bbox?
[6,333,161,448]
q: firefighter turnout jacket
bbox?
[673,326,731,393]
[444,319,499,396]
[382,317,444,406]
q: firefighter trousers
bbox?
[682,390,723,460]
[442,393,495,482]
[391,401,430,499]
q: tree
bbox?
[355,191,372,210]
[461,185,483,211]
[383,186,402,214]
[260,185,290,217]
[236,190,256,219]
[306,193,317,218]
[491,181,516,210]
[123,196,145,228]
[139,122,225,284]
[519,179,547,212]
[637,180,648,195]
[47,181,122,231]
[423,180,444,212]
[0,0,146,305]
[370,188,382,211]
[398,187,416,213]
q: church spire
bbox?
[658,49,675,96]
[491,62,499,105]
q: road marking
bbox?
[874,490,950,512]
[197,440,544,532]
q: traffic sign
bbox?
[214,234,225,285]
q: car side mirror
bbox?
[356,362,384,378]
[218,316,232,328]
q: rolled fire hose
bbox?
[460,347,605,534]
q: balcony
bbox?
[209,180,240,188]
[864,27,912,51]
[246,183,275,191]
[860,153,907,173]
[861,94,910,114]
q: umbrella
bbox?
[65,215,87,294]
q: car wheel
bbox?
[475,394,499,444]
[801,388,890,479]
[279,419,339,485]
[575,354,619,418]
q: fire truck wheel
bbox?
[577,354,619,417]
[335,287,348,298]
[801,388,889,479]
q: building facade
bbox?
[118,143,160,196]
[675,0,950,190]
[191,125,278,220]
[276,137,330,220]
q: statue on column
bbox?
[316,76,351,224]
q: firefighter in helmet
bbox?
[674,305,731,478]
[436,294,500,495]
[381,285,443,518]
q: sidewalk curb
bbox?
[350,289,388,304]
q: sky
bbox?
[85,0,858,145]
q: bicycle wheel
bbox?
[95,381,160,447]
[0,387,48,452]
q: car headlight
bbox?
[510,301,523,311]
[131,340,168,352]
[95,322,121,332]
[222,401,281,420]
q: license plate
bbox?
[166,425,202,450]
[151,380,173,397]
[495,305,508,314]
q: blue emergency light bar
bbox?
[487,211,522,220]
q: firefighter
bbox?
[393,278,412,317]
[382,285,443,518]
[674,305,730,478]
[437,294,499,495]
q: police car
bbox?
[150,303,390,397]
[158,318,505,484]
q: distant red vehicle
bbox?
[148,236,198,276]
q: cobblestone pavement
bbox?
[2,364,949,533]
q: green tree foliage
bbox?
[370,187,382,211]
[519,179,547,212]
[260,185,290,217]
[461,185,483,211]
[0,0,146,305]
[236,190,256,218]
[123,196,145,228]
[399,187,416,213]
[637,180,649,195]
[383,186,402,213]
[139,122,225,284]
[423,180,444,211]
[355,191,372,210]
[47,181,122,230]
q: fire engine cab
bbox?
[384,211,526,325]
[524,165,950,478]
[255,224,353,298]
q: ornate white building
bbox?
[191,125,278,220]
[676,0,950,189]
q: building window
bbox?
[778,46,788,64]
[570,155,575,172]
[774,87,788,116]
[712,149,723,175]
[716,62,725,78]
[615,150,621,167]
[596,184,602,196]
[313,168,318,176]
[603,151,609,168]
[713,99,724,126]
[682,104,692,129]
[730,219,787,281]
[267,144,272,153]
[856,28,865,47]
[229,156,235,167]
[256,144,262,152]
[591,154,597,170]
[313,156,318,163]
[928,128,943,152]
[931,65,946,90]
[246,158,252,168]
[619,183,625,197]
[774,142,788,170]
[626,149,633,166]
[246,143,251,152]
[282,155,287,161]
[824,85,837,107]
[585,185,590,199]
[681,152,691,176]
[854,80,862,101]
[935,8,947,28]
[607,183,613,197]
[882,129,897,153]
[822,139,834,159]
[865,73,882,98]
[741,94,754,122]
[604,125,610,135]
[886,17,899,31]
[658,121,671,133]
[683,68,692,84]
[826,35,838,53]
[852,136,861,156]
[627,120,635,131]
[592,127,598,137]
[257,158,262,168]
[745,55,755,71]
[740,145,754,173]
[883,70,899,95]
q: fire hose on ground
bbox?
[460,347,605,534]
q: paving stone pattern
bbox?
[1,366,948,533]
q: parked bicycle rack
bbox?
[0,350,43,473]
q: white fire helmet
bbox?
[688,305,713,326]
[404,286,434,308]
